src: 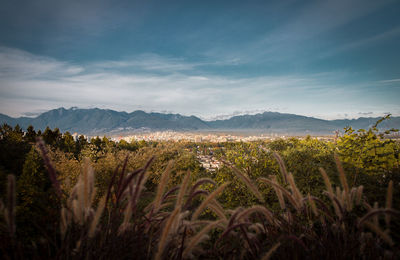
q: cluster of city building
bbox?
[197,154,223,172]
[111,131,284,143]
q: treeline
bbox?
[0,124,157,181]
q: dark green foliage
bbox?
[42,127,62,147]
[62,131,76,153]
[336,116,400,204]
[16,147,59,244]
[24,125,37,143]
[0,124,31,179]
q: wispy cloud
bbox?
[378,78,400,84]
[195,0,395,65]
[318,26,400,59]
[0,46,84,79]
[91,54,200,72]
[358,112,373,115]
[0,46,398,120]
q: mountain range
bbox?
[1,107,399,135]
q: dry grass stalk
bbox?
[319,168,333,195]
[231,166,264,203]
[308,193,319,217]
[227,207,244,227]
[104,164,119,209]
[153,160,173,211]
[287,172,303,206]
[176,170,191,208]
[335,187,344,208]
[132,171,149,206]
[159,202,173,210]
[335,154,349,194]
[172,210,189,235]
[258,177,300,210]
[185,220,213,228]
[261,242,281,260]
[189,178,216,196]
[249,223,264,234]
[71,160,96,224]
[130,158,154,211]
[358,208,400,228]
[335,154,351,210]
[72,199,82,224]
[60,207,68,237]
[145,201,174,214]
[273,152,288,184]
[184,190,209,210]
[76,179,85,222]
[363,221,394,246]
[155,207,181,260]
[83,158,90,209]
[237,205,275,225]
[272,175,285,210]
[192,182,230,221]
[356,186,364,205]
[347,188,355,212]
[116,168,143,202]
[207,201,227,221]
[88,195,106,238]
[305,195,333,223]
[320,168,341,216]
[183,220,224,258]
[36,138,62,197]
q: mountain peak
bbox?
[0,108,399,135]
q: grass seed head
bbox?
[192,182,230,221]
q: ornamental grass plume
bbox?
[230,165,265,203]
[191,182,230,221]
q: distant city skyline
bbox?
[1,0,399,120]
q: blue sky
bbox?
[0,0,399,120]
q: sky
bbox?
[0,0,399,120]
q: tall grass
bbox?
[0,142,399,259]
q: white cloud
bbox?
[0,46,84,79]
[91,54,200,72]
[378,78,400,84]
[0,46,398,120]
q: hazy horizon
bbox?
[1,0,399,120]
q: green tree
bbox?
[24,125,37,143]
[42,127,62,146]
[336,117,400,203]
[91,136,103,151]
[75,135,88,158]
[62,131,75,153]
[16,146,58,241]
[0,124,31,179]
